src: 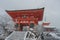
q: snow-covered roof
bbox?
[43,26,56,28]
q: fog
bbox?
[0,0,60,29]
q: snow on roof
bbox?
[43,26,56,28]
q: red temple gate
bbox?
[6,8,44,31]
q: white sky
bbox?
[0,0,60,29]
